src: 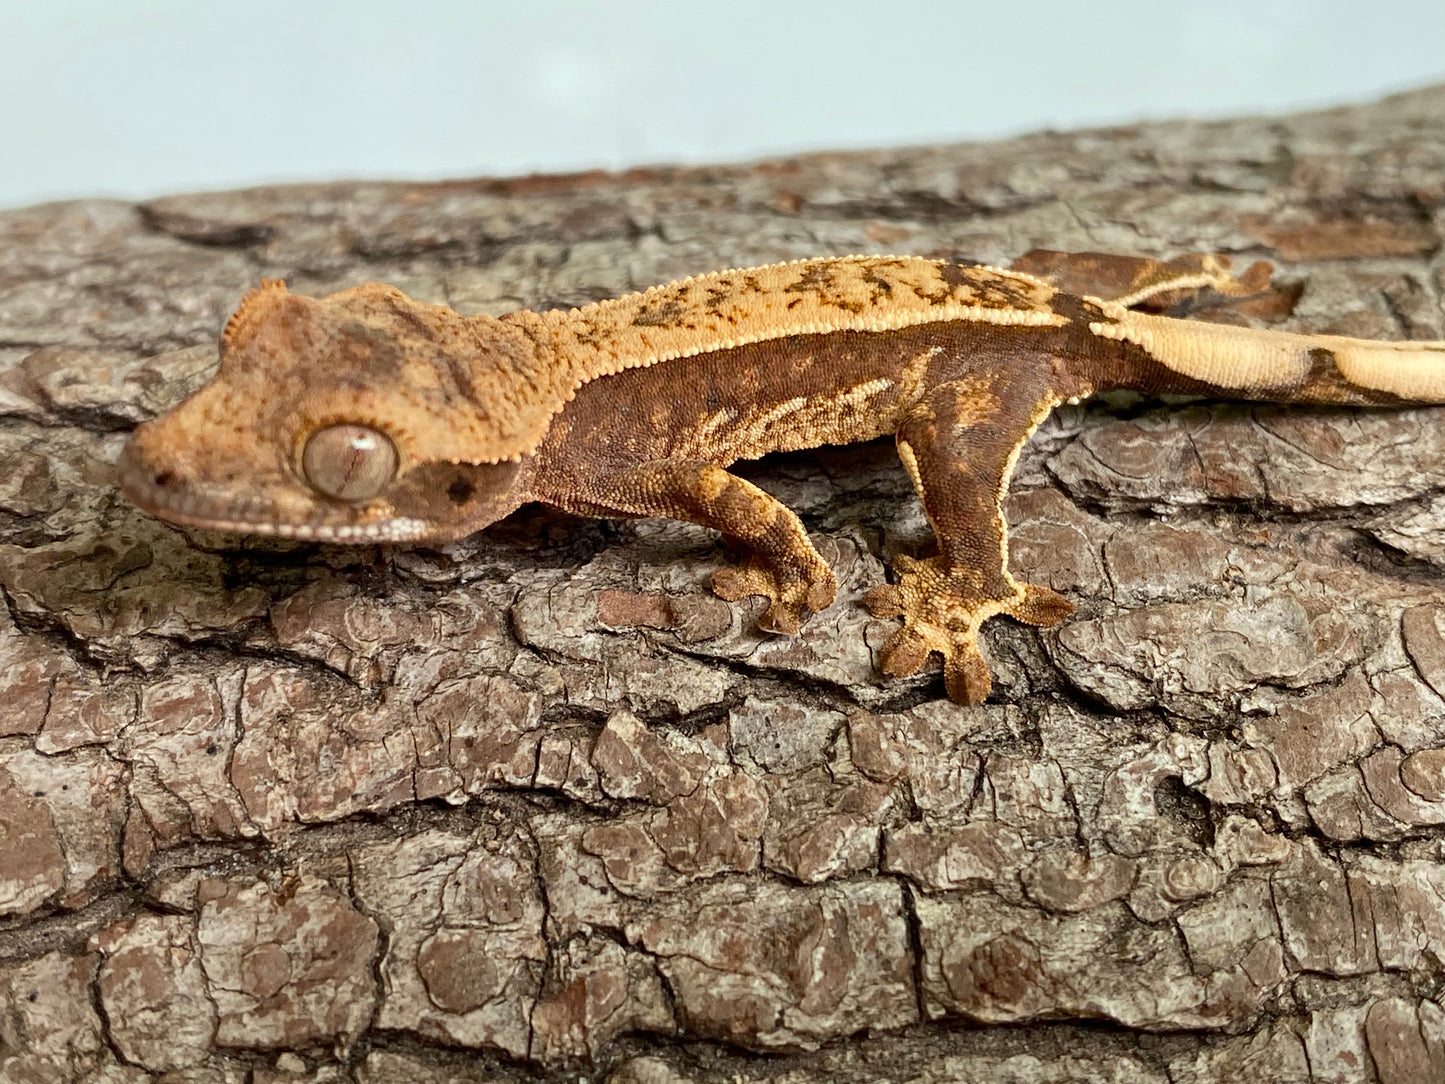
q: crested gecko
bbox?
[120,251,1445,704]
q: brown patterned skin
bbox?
[120,253,1445,704]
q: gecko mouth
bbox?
[117,441,431,543]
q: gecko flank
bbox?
[120,252,1445,704]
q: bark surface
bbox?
[3,86,1445,1083]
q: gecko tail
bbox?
[1088,302,1445,405]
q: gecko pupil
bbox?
[301,424,398,501]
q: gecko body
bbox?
[121,252,1445,703]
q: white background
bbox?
[3,0,1443,210]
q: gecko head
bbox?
[120,280,549,543]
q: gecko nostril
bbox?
[153,470,176,488]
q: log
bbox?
[2,85,1445,1083]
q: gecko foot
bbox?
[862,555,1073,704]
[712,555,837,635]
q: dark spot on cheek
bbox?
[447,477,475,505]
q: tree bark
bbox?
[3,86,1445,1083]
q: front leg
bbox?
[550,459,836,634]
[864,373,1073,704]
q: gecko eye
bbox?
[301,424,398,501]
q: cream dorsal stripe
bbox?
[1090,302,1445,401]
[524,256,1068,394]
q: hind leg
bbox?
[864,372,1072,704]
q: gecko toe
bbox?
[876,616,991,703]
[806,569,838,613]
[712,556,835,634]
[862,583,905,618]
[869,555,1073,704]
[1008,583,1074,628]
[877,625,932,678]
[944,648,993,706]
[758,602,803,635]
[710,565,757,602]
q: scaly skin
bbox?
[120,251,1445,703]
